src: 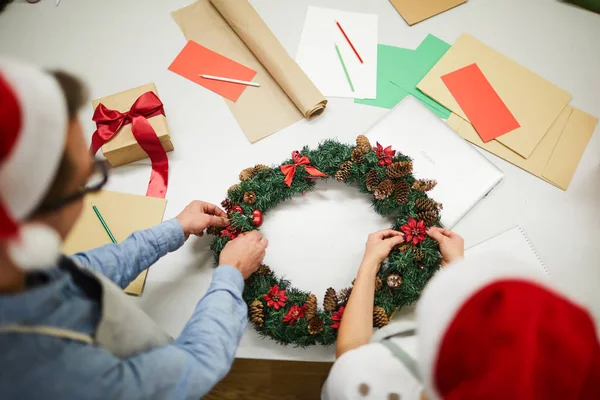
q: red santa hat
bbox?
[0,58,68,269]
[416,252,600,400]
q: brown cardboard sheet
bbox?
[172,0,327,143]
[418,34,572,158]
[447,107,598,190]
[62,190,168,295]
[92,83,174,167]
[389,0,467,26]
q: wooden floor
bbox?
[205,358,333,400]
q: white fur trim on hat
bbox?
[7,224,61,270]
[0,58,68,220]
[415,252,552,400]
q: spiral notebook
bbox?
[465,226,549,275]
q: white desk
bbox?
[1,0,599,362]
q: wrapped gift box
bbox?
[91,83,174,167]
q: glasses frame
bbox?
[35,159,110,215]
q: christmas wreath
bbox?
[209,136,443,346]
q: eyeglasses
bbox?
[35,159,110,214]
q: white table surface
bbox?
[1,0,599,362]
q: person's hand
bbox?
[362,229,405,267]
[176,200,229,240]
[427,227,464,267]
[219,231,268,279]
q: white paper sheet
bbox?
[296,6,378,99]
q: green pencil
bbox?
[92,205,117,244]
[335,43,355,92]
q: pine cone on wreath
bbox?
[249,299,265,327]
[413,248,424,262]
[335,161,353,182]
[304,294,318,320]
[324,288,338,312]
[307,317,324,335]
[206,226,222,236]
[416,210,439,226]
[374,179,394,200]
[227,184,240,195]
[412,179,437,192]
[395,180,410,205]
[256,264,271,275]
[351,148,364,164]
[366,170,380,192]
[239,167,255,182]
[415,197,439,212]
[243,191,257,205]
[253,164,270,174]
[356,135,372,154]
[338,287,352,304]
[386,161,413,179]
[221,198,235,212]
[373,306,389,328]
[396,243,411,253]
[375,276,382,291]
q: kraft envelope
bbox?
[447,107,598,190]
[418,34,572,158]
[172,0,327,143]
[389,0,467,25]
[62,190,167,295]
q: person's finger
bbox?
[426,227,446,243]
[385,235,405,248]
[377,229,403,239]
[207,215,230,227]
[259,237,269,249]
[440,228,457,238]
[202,202,228,218]
[258,250,266,263]
[246,230,262,241]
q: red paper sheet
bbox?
[168,41,257,102]
[442,63,520,142]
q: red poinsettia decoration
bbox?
[282,305,305,325]
[330,306,346,329]
[264,284,288,310]
[400,218,427,245]
[374,142,396,167]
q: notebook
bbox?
[62,190,168,295]
[366,96,504,228]
[465,226,548,275]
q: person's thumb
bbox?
[426,227,445,244]
[208,215,230,227]
[386,235,405,249]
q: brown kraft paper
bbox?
[172,0,327,143]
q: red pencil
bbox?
[335,20,363,64]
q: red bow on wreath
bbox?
[90,91,169,198]
[280,151,327,187]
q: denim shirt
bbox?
[0,219,248,400]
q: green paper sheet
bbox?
[355,45,414,109]
[355,34,451,119]
[390,81,450,118]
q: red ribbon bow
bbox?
[280,151,327,187]
[90,91,168,198]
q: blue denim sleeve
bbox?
[71,219,186,289]
[59,265,247,400]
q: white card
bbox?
[296,6,378,99]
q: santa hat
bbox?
[0,58,68,269]
[416,252,600,400]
